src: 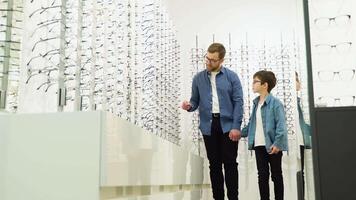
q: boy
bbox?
[242,70,288,200]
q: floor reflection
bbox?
[107,189,213,200]
[106,153,316,200]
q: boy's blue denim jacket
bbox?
[242,94,288,152]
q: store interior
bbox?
[1,0,356,199]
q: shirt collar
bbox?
[206,66,225,75]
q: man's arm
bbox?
[231,73,244,130]
[181,75,199,112]
[187,75,200,112]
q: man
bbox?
[182,43,244,200]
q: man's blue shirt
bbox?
[188,66,244,135]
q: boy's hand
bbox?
[269,145,281,154]
[181,101,192,110]
[229,129,241,141]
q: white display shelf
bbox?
[0,111,209,200]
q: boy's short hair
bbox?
[253,70,277,93]
[207,43,226,59]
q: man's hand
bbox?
[229,129,241,141]
[269,145,281,154]
[181,100,192,111]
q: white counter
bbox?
[0,111,210,200]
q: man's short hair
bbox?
[208,43,226,59]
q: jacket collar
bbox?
[253,94,272,106]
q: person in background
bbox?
[295,72,312,199]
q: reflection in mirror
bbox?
[296,71,314,200]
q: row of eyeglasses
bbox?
[0,0,23,112]
[1,0,182,145]
[310,0,356,107]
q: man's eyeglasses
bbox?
[204,54,221,64]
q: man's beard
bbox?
[206,64,219,72]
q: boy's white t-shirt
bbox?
[254,102,266,146]
[210,71,220,113]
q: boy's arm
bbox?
[273,102,288,149]
[241,124,249,137]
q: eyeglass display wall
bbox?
[0,0,23,113]
[0,0,182,145]
[309,0,356,107]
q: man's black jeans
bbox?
[203,115,239,200]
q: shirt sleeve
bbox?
[188,74,199,112]
[273,101,288,150]
[231,73,244,130]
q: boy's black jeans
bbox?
[254,146,284,200]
